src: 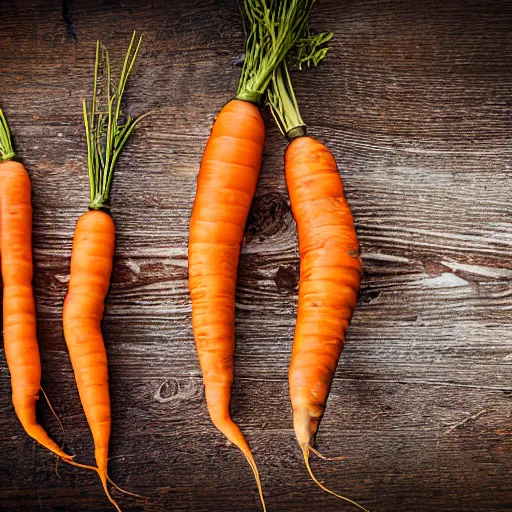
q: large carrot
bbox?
[268,59,369,511]
[62,33,148,511]
[188,1,317,508]
[0,110,72,462]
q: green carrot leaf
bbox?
[236,0,317,103]
[83,31,147,211]
[0,109,16,162]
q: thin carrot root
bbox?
[98,470,123,512]
[41,386,68,480]
[40,387,65,434]
[61,457,145,503]
[309,445,346,461]
[62,458,98,472]
[240,449,267,512]
[107,476,146,499]
[302,445,370,512]
[214,418,266,512]
[105,455,146,498]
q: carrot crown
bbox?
[83,32,148,211]
[235,0,317,104]
[267,31,332,138]
[0,109,16,161]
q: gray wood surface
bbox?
[0,0,511,511]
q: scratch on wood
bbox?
[444,410,488,435]
[420,272,469,288]
[442,260,512,279]
[363,253,411,263]
[126,259,141,275]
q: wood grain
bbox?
[0,0,511,511]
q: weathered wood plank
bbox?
[0,0,511,511]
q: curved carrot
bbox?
[189,2,317,509]
[189,98,265,495]
[268,61,369,510]
[61,33,147,511]
[0,110,72,462]
[286,136,362,451]
[287,137,367,512]
[63,210,117,507]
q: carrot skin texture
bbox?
[63,209,115,482]
[286,137,362,449]
[188,99,265,456]
[1,160,71,460]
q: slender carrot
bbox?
[188,2,317,508]
[62,33,148,511]
[268,59,369,511]
[0,109,72,462]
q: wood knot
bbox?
[155,379,180,402]
[274,265,299,292]
[154,378,200,403]
[359,290,381,304]
[245,192,290,242]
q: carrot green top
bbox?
[267,31,332,138]
[235,0,318,104]
[0,109,16,162]
[84,32,148,211]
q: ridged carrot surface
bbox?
[267,57,369,511]
[59,34,147,511]
[189,98,265,464]
[63,209,114,489]
[188,4,319,509]
[1,160,71,461]
[285,136,362,450]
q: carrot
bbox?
[62,33,148,511]
[268,60,369,511]
[0,109,72,462]
[189,95,265,506]
[188,2,317,509]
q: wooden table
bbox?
[1,1,511,511]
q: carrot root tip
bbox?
[240,450,267,512]
[98,470,123,512]
[107,475,146,500]
[302,444,370,512]
[309,445,346,461]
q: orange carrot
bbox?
[63,210,115,495]
[189,97,265,490]
[0,110,72,462]
[286,135,362,454]
[268,61,369,511]
[62,33,147,511]
[188,2,317,509]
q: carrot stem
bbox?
[295,30,333,70]
[268,63,306,138]
[0,108,15,161]
[267,32,332,137]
